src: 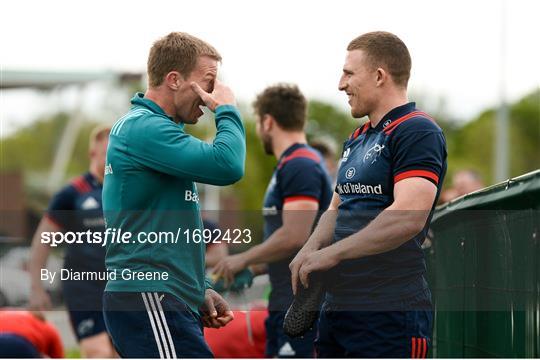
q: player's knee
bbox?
[80,333,115,358]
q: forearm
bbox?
[205,244,228,268]
[249,263,268,276]
[243,227,305,265]
[29,232,51,289]
[208,105,246,182]
[302,209,337,251]
[133,106,245,185]
[328,207,427,262]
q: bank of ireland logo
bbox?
[345,167,356,179]
[363,143,385,164]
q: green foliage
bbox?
[306,100,358,141]
[446,89,540,185]
[1,113,103,189]
[233,119,276,209]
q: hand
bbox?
[297,248,339,290]
[229,268,254,292]
[191,79,236,112]
[29,286,52,311]
[289,245,318,295]
[200,289,234,328]
[213,254,247,287]
[212,268,254,293]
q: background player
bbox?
[290,31,447,357]
[28,125,114,358]
[213,84,333,357]
[0,310,64,358]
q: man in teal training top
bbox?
[102,32,246,358]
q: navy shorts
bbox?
[315,292,433,358]
[67,310,108,341]
[103,291,213,358]
[265,310,317,358]
[0,333,41,358]
[63,279,108,340]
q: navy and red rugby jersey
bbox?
[262,143,333,310]
[328,102,447,307]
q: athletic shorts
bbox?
[0,333,41,358]
[67,310,107,341]
[315,291,433,358]
[265,310,317,358]
[63,279,107,340]
[103,291,213,358]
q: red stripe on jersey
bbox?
[360,122,370,135]
[349,122,369,141]
[394,170,439,185]
[284,195,319,204]
[383,111,435,135]
[278,148,321,169]
[71,176,92,193]
[411,337,417,358]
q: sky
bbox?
[1,0,539,136]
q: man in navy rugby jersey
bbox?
[290,32,447,358]
[29,125,115,358]
[213,84,333,357]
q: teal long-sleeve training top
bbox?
[102,93,246,312]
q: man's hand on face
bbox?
[191,79,236,112]
[200,289,234,328]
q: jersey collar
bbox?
[279,143,306,160]
[372,102,416,132]
[84,171,101,188]
[130,93,174,121]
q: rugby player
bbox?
[213,84,333,357]
[101,32,245,358]
[0,310,64,358]
[29,125,113,358]
[290,31,447,357]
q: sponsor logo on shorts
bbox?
[77,318,95,337]
[104,163,113,175]
[279,342,296,356]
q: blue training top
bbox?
[46,172,106,273]
[328,102,447,307]
[262,143,333,311]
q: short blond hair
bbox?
[147,32,222,87]
[89,124,111,150]
[348,31,411,88]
